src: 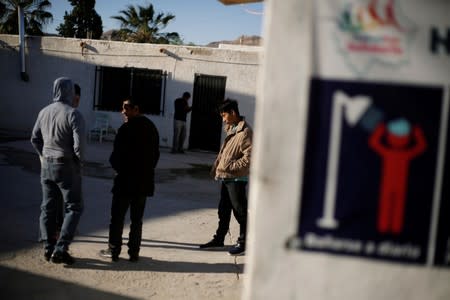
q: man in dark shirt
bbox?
[171,91,192,153]
[99,97,160,262]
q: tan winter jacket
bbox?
[212,120,252,179]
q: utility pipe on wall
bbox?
[18,5,28,81]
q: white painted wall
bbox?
[0,35,261,148]
[245,0,450,299]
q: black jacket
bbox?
[174,97,191,121]
[110,115,160,196]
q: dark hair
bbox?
[124,97,141,109]
[183,91,191,98]
[219,98,240,115]
[74,83,80,96]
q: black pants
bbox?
[215,181,248,244]
[108,194,147,256]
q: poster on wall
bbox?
[289,0,450,267]
[294,78,448,265]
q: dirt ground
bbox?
[0,134,245,300]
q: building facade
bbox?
[0,35,261,151]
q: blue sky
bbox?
[45,0,264,45]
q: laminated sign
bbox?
[293,0,450,266]
[296,79,449,266]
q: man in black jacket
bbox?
[100,98,160,262]
[171,91,191,153]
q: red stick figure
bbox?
[369,119,427,234]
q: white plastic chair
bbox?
[88,112,110,143]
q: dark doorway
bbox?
[189,74,227,152]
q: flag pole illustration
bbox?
[317,91,372,229]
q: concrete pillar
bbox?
[245,0,450,299]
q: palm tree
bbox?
[0,0,52,35]
[111,3,180,44]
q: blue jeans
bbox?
[215,181,248,244]
[39,157,83,253]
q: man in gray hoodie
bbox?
[31,77,86,265]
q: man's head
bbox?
[121,98,141,122]
[386,118,411,148]
[73,83,81,108]
[53,77,74,105]
[219,99,241,126]
[183,92,191,100]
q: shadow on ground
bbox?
[0,145,211,182]
[66,256,244,274]
[0,265,135,300]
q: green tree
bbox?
[56,0,102,39]
[111,3,180,44]
[0,0,52,35]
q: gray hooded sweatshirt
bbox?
[31,77,86,161]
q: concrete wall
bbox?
[0,35,261,148]
[245,0,450,299]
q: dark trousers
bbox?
[108,194,147,256]
[215,181,248,244]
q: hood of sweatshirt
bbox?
[52,77,74,105]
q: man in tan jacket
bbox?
[199,99,252,256]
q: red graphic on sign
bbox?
[368,0,403,31]
[369,120,427,234]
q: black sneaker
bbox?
[51,251,75,265]
[129,255,139,262]
[199,238,224,249]
[99,248,119,262]
[228,243,245,256]
[44,249,53,262]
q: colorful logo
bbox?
[334,0,417,75]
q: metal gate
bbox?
[189,74,227,152]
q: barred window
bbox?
[94,66,165,115]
